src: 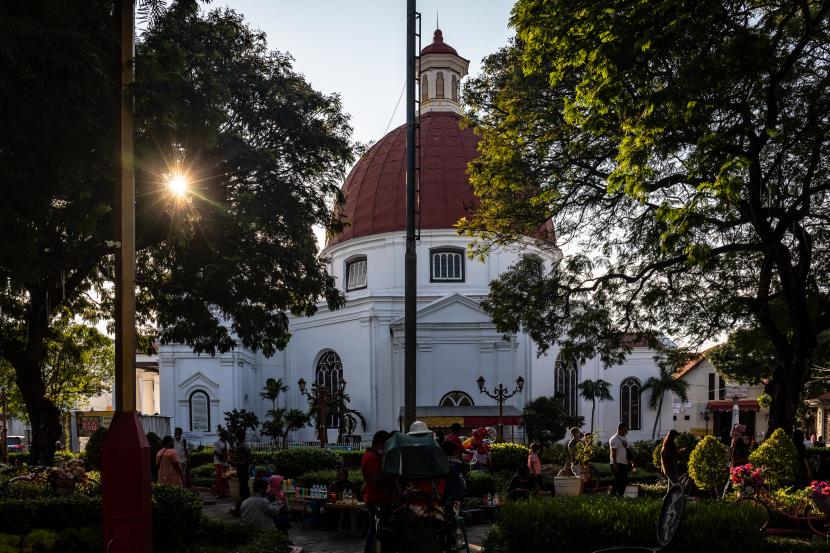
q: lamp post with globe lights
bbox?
[298,377,346,448]
[477,375,525,442]
[700,407,712,436]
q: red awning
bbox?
[706,399,760,412]
[463,415,523,426]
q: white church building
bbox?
[158,30,672,446]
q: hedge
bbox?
[490,443,529,472]
[267,448,342,478]
[152,485,202,552]
[482,496,767,553]
[0,496,101,535]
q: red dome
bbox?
[420,29,459,56]
[327,112,479,247]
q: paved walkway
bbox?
[199,491,489,553]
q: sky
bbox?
[218,0,516,145]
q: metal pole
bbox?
[1,388,8,464]
[319,388,328,448]
[404,0,417,431]
[498,396,504,443]
[114,0,136,412]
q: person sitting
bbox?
[818,436,826,448]
[328,468,356,500]
[241,478,290,532]
[267,474,286,502]
[507,465,538,500]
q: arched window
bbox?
[436,72,445,99]
[555,353,578,417]
[451,75,458,101]
[421,74,429,102]
[620,377,642,431]
[345,256,367,291]
[189,390,210,432]
[316,351,343,428]
[440,391,474,407]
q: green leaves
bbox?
[465,0,830,434]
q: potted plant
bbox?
[730,463,766,497]
[555,439,591,496]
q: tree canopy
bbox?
[462,0,830,434]
[0,0,353,463]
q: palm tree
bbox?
[260,378,288,410]
[642,366,690,440]
[577,379,613,433]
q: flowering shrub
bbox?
[809,480,830,502]
[489,443,529,471]
[730,463,766,495]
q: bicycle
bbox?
[735,487,829,537]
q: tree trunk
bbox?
[13,358,61,466]
[590,400,595,434]
[651,395,664,441]
[765,358,809,437]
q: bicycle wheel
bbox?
[804,504,830,538]
[737,496,770,533]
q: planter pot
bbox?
[554,475,582,497]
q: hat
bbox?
[408,420,431,435]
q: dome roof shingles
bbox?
[327,112,480,247]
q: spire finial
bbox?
[436,11,439,31]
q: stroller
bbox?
[377,431,469,553]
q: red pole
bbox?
[101,2,152,551]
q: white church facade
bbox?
[158,30,672,446]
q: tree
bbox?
[282,409,309,446]
[521,396,583,445]
[462,0,830,436]
[218,409,259,448]
[0,1,352,464]
[0,318,114,421]
[261,378,288,411]
[577,379,612,434]
[304,385,366,443]
[642,361,690,440]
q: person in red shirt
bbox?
[362,430,390,553]
[446,423,464,452]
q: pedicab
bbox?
[377,431,469,553]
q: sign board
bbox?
[624,485,639,498]
[725,384,748,398]
[75,410,115,437]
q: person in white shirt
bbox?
[213,430,230,497]
[241,478,290,532]
[173,427,190,484]
[609,422,633,496]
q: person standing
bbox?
[213,430,230,498]
[567,427,583,464]
[729,424,749,468]
[527,442,542,488]
[156,435,184,487]
[362,430,390,553]
[231,429,252,514]
[173,427,191,486]
[660,430,681,484]
[609,422,632,496]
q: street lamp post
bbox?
[477,375,524,442]
[299,377,346,448]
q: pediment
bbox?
[391,293,493,326]
[178,371,219,392]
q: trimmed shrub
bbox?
[152,485,202,552]
[630,440,657,470]
[189,447,214,468]
[340,450,364,469]
[234,528,291,553]
[688,435,728,494]
[750,428,797,487]
[490,443,529,472]
[84,427,107,470]
[466,471,498,498]
[268,448,341,478]
[540,443,569,467]
[0,496,101,535]
[482,496,766,553]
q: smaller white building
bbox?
[671,353,766,442]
